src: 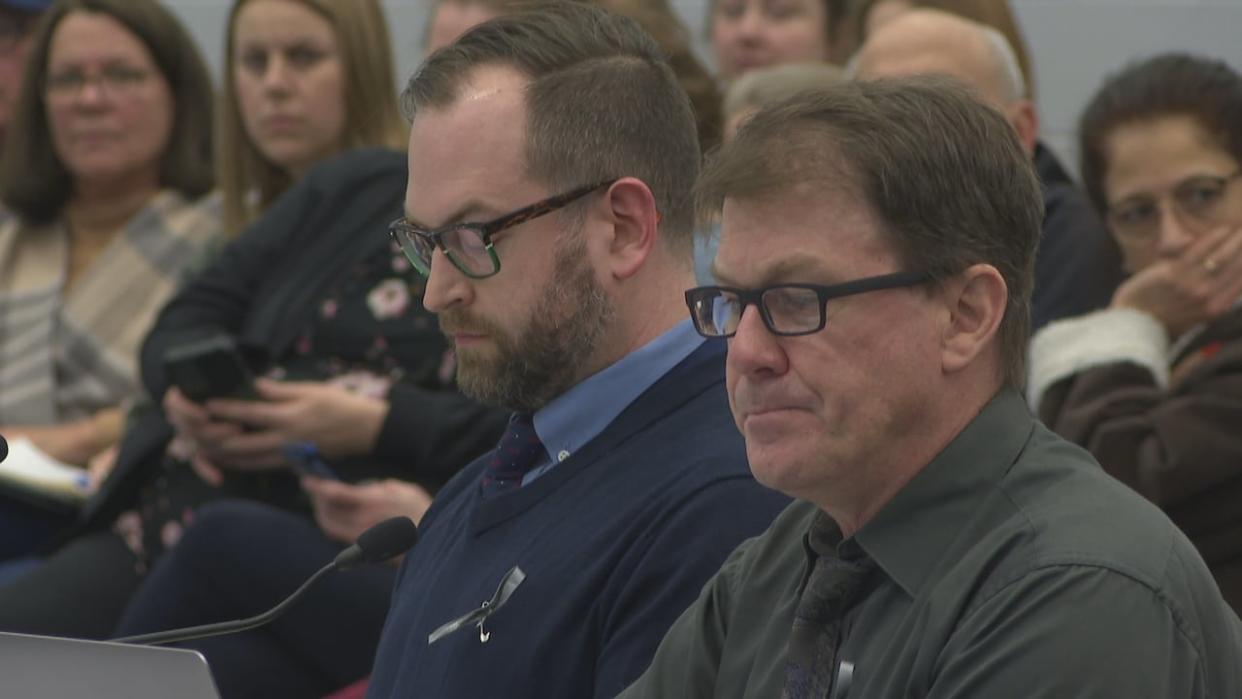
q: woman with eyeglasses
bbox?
[1028,53,1242,615]
[0,0,216,553]
[0,0,504,643]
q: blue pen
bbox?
[283,441,340,480]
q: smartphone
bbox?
[284,442,341,480]
[163,334,258,403]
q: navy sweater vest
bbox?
[368,341,789,698]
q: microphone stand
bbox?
[111,515,417,647]
[113,562,336,646]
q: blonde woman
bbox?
[216,0,405,233]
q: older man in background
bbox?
[853,8,1125,331]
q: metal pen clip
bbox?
[829,660,855,699]
[428,566,526,645]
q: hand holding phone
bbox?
[163,335,257,403]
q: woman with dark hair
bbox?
[0,0,216,466]
[0,0,217,555]
[1028,53,1242,614]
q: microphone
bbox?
[113,516,419,646]
[0,434,7,463]
[333,515,419,570]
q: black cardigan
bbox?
[82,149,507,529]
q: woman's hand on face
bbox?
[201,379,389,468]
[1111,225,1242,337]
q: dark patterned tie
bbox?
[480,414,547,497]
[782,514,876,699]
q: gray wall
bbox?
[166,0,1242,175]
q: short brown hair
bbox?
[1079,53,1242,219]
[586,0,722,153]
[428,0,721,154]
[0,0,214,224]
[218,0,407,232]
[698,77,1043,388]
[403,1,701,251]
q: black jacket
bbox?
[82,149,507,530]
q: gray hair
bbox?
[724,62,847,119]
[980,25,1026,102]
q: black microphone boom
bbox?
[113,516,418,646]
[0,434,7,463]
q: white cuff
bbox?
[1027,308,1170,409]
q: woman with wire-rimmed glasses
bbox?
[1029,53,1242,617]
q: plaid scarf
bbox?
[0,191,221,425]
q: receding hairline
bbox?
[402,51,657,120]
[852,9,1025,105]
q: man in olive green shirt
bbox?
[623,79,1242,698]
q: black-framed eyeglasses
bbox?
[685,271,931,338]
[1107,170,1242,244]
[388,179,616,280]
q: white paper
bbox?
[0,437,91,504]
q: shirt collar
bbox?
[531,319,704,466]
[853,389,1035,598]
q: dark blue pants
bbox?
[0,495,73,560]
[113,500,397,699]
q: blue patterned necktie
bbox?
[480,414,547,497]
[782,514,875,699]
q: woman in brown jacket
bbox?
[1028,53,1242,615]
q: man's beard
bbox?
[439,237,615,413]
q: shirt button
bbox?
[557,450,570,462]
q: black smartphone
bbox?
[163,335,258,403]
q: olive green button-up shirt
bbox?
[621,390,1242,698]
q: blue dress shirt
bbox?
[522,319,704,486]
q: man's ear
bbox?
[941,263,1008,375]
[592,177,659,281]
[1005,99,1039,156]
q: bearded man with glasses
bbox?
[622,78,1242,698]
[367,5,788,698]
